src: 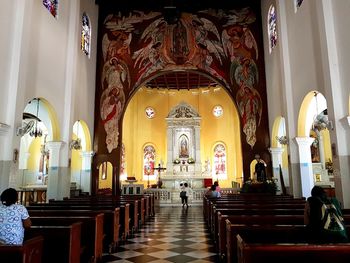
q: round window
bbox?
[213,105,223,117]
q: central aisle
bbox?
[103,206,218,262]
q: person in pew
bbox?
[206,185,220,198]
[0,188,32,245]
[304,185,348,243]
[213,181,221,197]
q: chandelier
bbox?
[29,98,43,137]
[69,120,82,150]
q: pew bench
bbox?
[28,208,120,252]
[26,224,81,263]
[0,235,44,263]
[237,234,350,263]
[30,214,104,263]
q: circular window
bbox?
[213,105,223,117]
[145,107,155,119]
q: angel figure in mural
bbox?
[236,85,262,148]
[231,56,262,148]
[222,26,258,61]
[100,57,128,153]
[133,18,175,84]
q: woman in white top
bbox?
[0,188,32,245]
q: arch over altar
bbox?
[162,102,211,189]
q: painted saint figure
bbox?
[179,136,189,158]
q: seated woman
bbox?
[0,188,32,245]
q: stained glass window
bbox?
[43,0,58,18]
[145,107,155,119]
[120,143,127,181]
[143,145,156,180]
[213,105,223,117]
[268,5,278,53]
[81,13,91,56]
[213,143,227,179]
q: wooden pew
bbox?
[28,208,120,253]
[237,233,350,263]
[27,203,130,241]
[0,236,44,263]
[26,223,81,263]
[217,214,305,260]
[30,214,104,263]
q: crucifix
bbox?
[153,163,166,188]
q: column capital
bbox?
[268,147,284,155]
[46,141,65,151]
[294,137,314,147]
[80,151,95,158]
[0,123,11,136]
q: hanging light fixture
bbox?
[29,98,43,137]
[69,120,82,150]
[312,92,329,131]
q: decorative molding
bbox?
[167,101,200,119]
[0,122,11,136]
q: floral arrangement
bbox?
[240,179,277,195]
[187,157,195,164]
[325,159,334,174]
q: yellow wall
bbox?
[321,129,332,162]
[27,138,42,171]
[98,162,113,189]
[71,133,82,171]
[122,87,242,188]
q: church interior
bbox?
[1,0,350,262]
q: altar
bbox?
[159,102,212,190]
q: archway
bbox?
[122,85,243,190]
[297,91,333,196]
[70,120,92,193]
[92,6,270,195]
[18,97,60,188]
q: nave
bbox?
[102,206,219,263]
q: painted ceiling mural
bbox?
[99,8,265,153]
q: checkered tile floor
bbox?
[102,205,219,262]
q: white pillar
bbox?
[46,141,64,201]
[295,137,315,198]
[268,147,284,195]
[318,133,326,169]
[166,126,173,174]
[80,151,94,194]
[194,124,202,174]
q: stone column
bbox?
[194,124,202,174]
[318,133,326,169]
[166,126,173,175]
[0,123,11,193]
[80,151,94,194]
[268,147,284,195]
[46,141,64,201]
[295,137,315,198]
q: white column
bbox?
[46,141,64,201]
[166,126,173,175]
[194,125,201,174]
[295,137,315,198]
[268,147,284,195]
[318,133,326,169]
[80,151,94,194]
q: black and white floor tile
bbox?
[102,205,219,263]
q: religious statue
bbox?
[179,136,189,158]
[254,154,267,182]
